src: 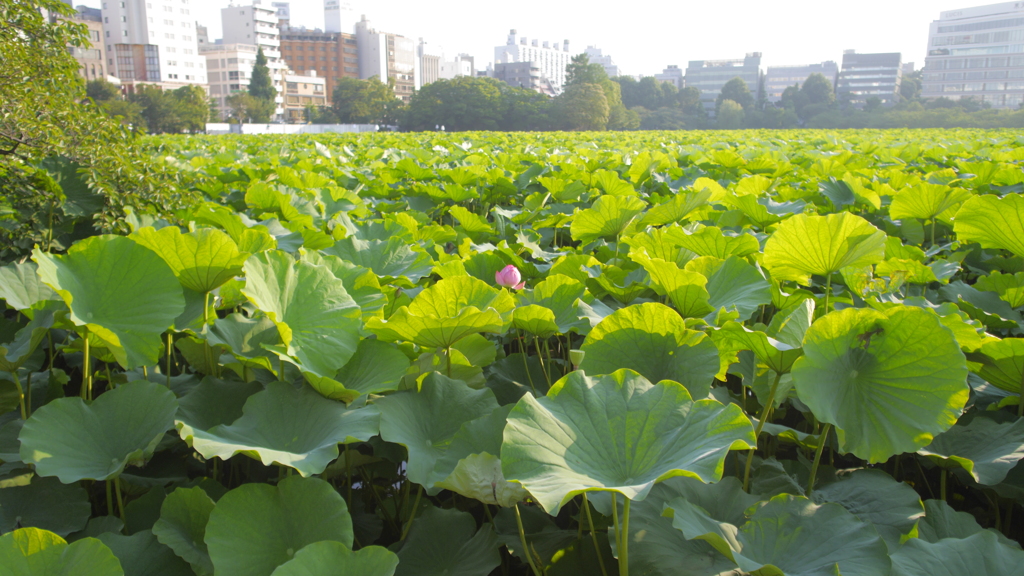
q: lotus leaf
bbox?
[0,476,91,537]
[890,531,1024,576]
[395,507,501,576]
[96,531,193,576]
[811,469,924,551]
[917,416,1024,485]
[763,212,886,285]
[0,527,124,576]
[269,542,398,576]
[569,194,647,244]
[151,487,215,576]
[130,227,248,293]
[954,193,1024,257]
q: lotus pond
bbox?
[3,129,1024,575]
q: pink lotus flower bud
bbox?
[495,265,525,290]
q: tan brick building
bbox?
[279,28,359,104]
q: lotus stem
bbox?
[106,479,114,517]
[11,370,26,421]
[611,493,620,562]
[141,365,147,381]
[582,494,609,576]
[620,498,631,576]
[114,476,126,523]
[166,332,173,387]
[806,423,832,497]
[517,329,537,395]
[534,337,551,387]
[401,485,423,541]
[445,346,452,378]
[47,331,54,372]
[823,275,832,317]
[203,292,215,376]
[931,218,937,247]
[514,503,543,576]
[941,469,948,502]
[744,371,783,492]
[82,327,92,401]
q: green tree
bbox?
[85,79,121,102]
[500,85,553,131]
[716,77,754,114]
[900,70,923,102]
[615,75,641,108]
[403,77,505,131]
[677,86,706,116]
[171,85,209,133]
[564,53,607,88]
[226,92,276,124]
[332,76,404,124]
[248,48,276,102]
[801,73,835,107]
[555,82,609,130]
[717,99,745,129]
[129,85,185,133]
[633,77,666,110]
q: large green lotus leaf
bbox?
[687,256,772,320]
[624,226,697,268]
[300,252,387,322]
[241,251,361,389]
[0,262,58,311]
[676,226,760,259]
[791,306,969,463]
[968,338,1024,395]
[763,212,886,285]
[333,338,410,397]
[890,531,1024,576]
[811,469,924,552]
[915,499,1019,546]
[578,303,721,398]
[96,531,193,576]
[188,382,379,477]
[712,322,802,375]
[130,227,248,293]
[975,271,1024,308]
[667,494,890,576]
[0,528,124,576]
[953,193,1024,257]
[32,236,185,368]
[0,476,91,537]
[322,236,434,282]
[19,381,178,483]
[395,507,501,576]
[269,542,398,576]
[151,487,215,576]
[938,281,1021,330]
[174,376,264,441]
[205,313,279,373]
[916,416,1024,485]
[631,252,714,318]
[366,276,514,349]
[641,188,711,226]
[375,372,498,486]
[511,305,560,337]
[427,405,526,505]
[889,183,971,222]
[617,477,758,576]
[569,194,647,244]
[205,476,352,576]
[0,305,58,372]
[515,274,589,335]
[502,369,754,515]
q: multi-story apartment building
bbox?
[283,71,327,122]
[922,2,1024,109]
[279,27,360,103]
[221,1,286,116]
[495,30,572,93]
[418,40,442,87]
[355,16,417,101]
[764,61,839,103]
[584,46,620,78]
[655,65,684,90]
[99,0,206,91]
[440,54,475,80]
[493,61,559,95]
[684,53,762,116]
[67,6,111,82]
[836,51,903,107]
[201,42,259,119]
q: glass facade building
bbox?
[836,51,903,106]
[764,61,839,103]
[684,53,762,116]
[922,2,1024,109]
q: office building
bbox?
[356,16,417,101]
[585,45,620,77]
[922,2,1024,109]
[272,1,290,29]
[493,61,556,95]
[836,51,903,106]
[67,6,111,82]
[440,53,475,80]
[279,27,359,103]
[283,71,327,122]
[684,53,762,116]
[99,0,206,90]
[655,65,684,90]
[418,40,442,87]
[495,30,572,93]
[221,1,287,117]
[764,61,839,103]
[324,0,356,34]
[202,43,260,119]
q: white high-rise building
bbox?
[584,46,620,78]
[100,0,206,90]
[355,16,417,101]
[440,54,474,80]
[324,0,356,34]
[221,1,287,117]
[922,2,1024,109]
[495,30,573,94]
[202,43,260,119]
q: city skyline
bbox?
[76,0,988,77]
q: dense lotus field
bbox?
[4,129,1024,575]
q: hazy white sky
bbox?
[81,0,982,75]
